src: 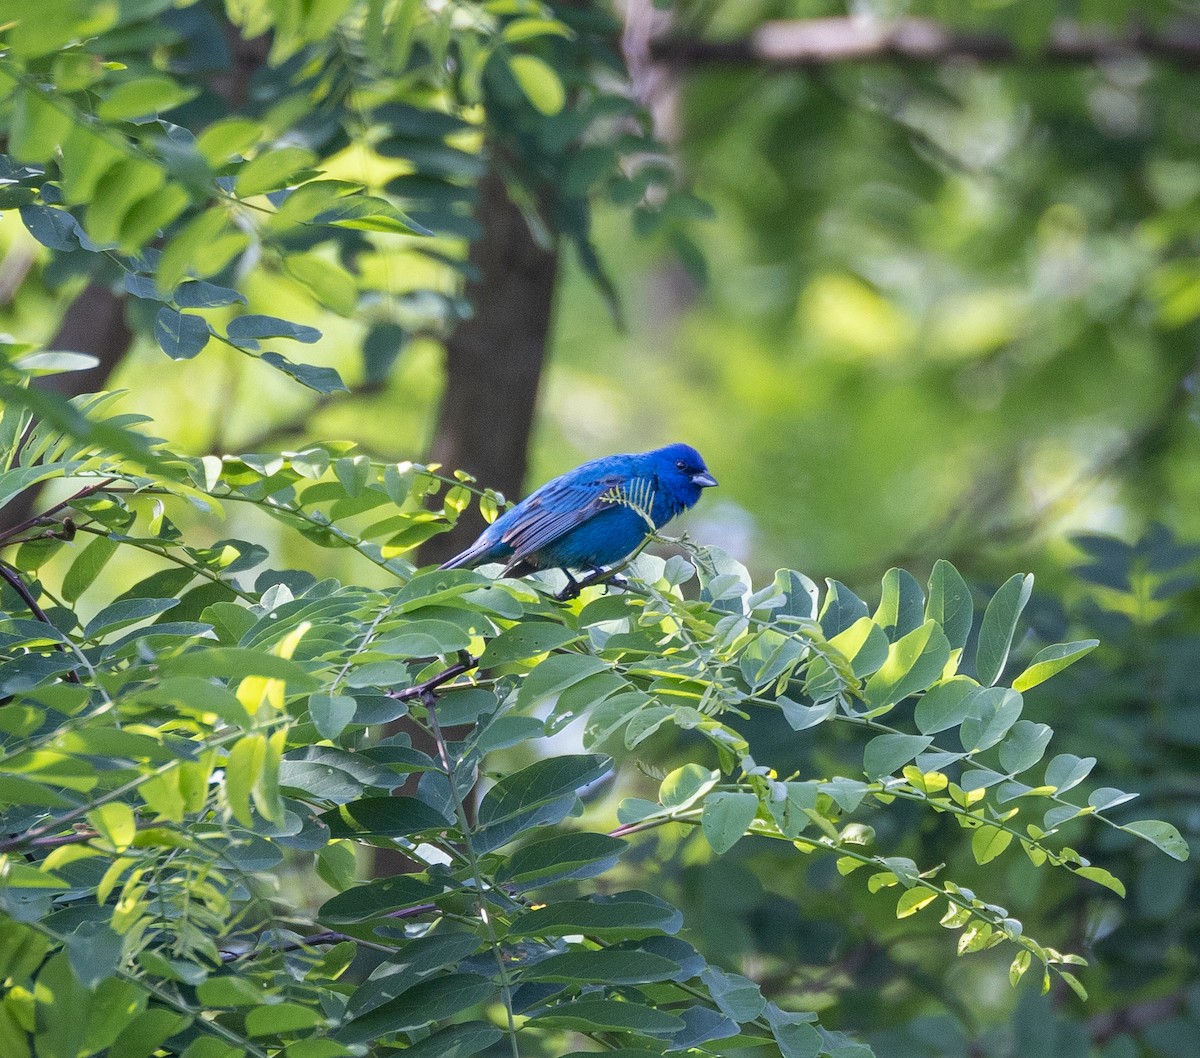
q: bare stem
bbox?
[0,560,80,685]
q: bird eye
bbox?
[675,460,686,470]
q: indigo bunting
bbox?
[440,443,717,583]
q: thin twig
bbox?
[0,560,80,684]
[0,477,115,546]
[387,652,479,701]
[218,902,440,962]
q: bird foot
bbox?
[554,567,627,601]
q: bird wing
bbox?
[499,471,631,566]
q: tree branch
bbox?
[651,17,1200,70]
[386,651,479,703]
[0,561,80,685]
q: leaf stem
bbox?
[422,689,521,1058]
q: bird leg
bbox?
[554,565,628,601]
[553,570,582,601]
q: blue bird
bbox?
[439,443,717,588]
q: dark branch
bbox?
[0,561,80,685]
[651,17,1200,70]
[387,651,479,702]
[0,477,115,546]
[219,902,439,962]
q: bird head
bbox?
[651,443,718,504]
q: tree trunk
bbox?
[0,282,133,533]
[421,167,560,564]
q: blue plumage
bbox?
[439,443,717,577]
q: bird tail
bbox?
[437,540,492,570]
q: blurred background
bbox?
[3,1,1199,1055]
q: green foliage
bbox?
[0,368,1186,1056]
[0,0,694,393]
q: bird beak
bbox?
[691,471,718,488]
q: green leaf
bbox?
[154,307,210,361]
[197,976,273,1008]
[11,350,98,375]
[174,280,247,308]
[386,1023,501,1058]
[819,579,869,636]
[0,775,74,808]
[259,352,348,394]
[112,1008,191,1058]
[659,764,719,810]
[509,891,683,938]
[19,204,79,250]
[346,933,483,1017]
[766,781,819,839]
[829,617,889,678]
[998,720,1053,774]
[86,801,136,850]
[530,998,684,1034]
[195,117,261,165]
[874,568,925,639]
[766,1003,822,1058]
[376,619,472,657]
[335,974,493,1042]
[1058,970,1088,1002]
[227,314,322,344]
[863,734,934,779]
[319,875,445,924]
[323,796,450,838]
[778,696,835,731]
[235,146,319,196]
[959,688,1023,752]
[1044,753,1095,793]
[926,560,973,652]
[98,76,197,119]
[224,733,264,826]
[1075,866,1126,897]
[308,693,357,739]
[971,825,1013,864]
[520,948,680,984]
[863,621,950,709]
[502,17,574,43]
[1011,640,1099,691]
[975,573,1033,686]
[62,535,119,602]
[497,832,626,886]
[64,922,123,989]
[701,791,759,854]
[160,647,317,686]
[914,677,978,734]
[246,1001,325,1037]
[1121,820,1190,861]
[286,254,358,315]
[84,597,179,638]
[477,754,610,827]
[515,653,609,709]
[479,622,580,665]
[10,90,74,164]
[700,965,767,1022]
[506,54,566,115]
[896,888,938,918]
